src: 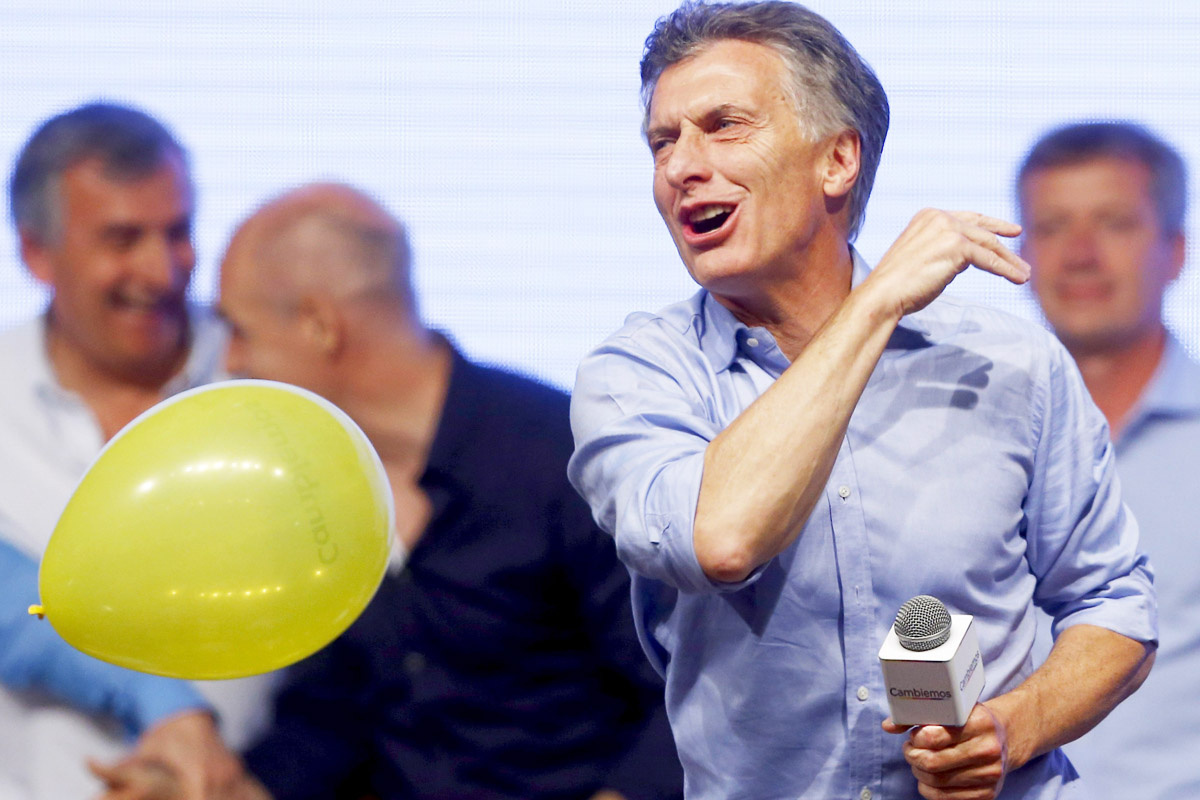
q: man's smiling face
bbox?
[647,38,831,299]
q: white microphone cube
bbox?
[878,614,985,726]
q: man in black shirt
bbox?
[96,182,681,800]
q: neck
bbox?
[334,324,451,477]
[715,237,855,360]
[44,318,188,441]
[332,323,451,552]
[1067,327,1167,438]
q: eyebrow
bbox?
[646,102,750,141]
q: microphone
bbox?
[878,594,985,726]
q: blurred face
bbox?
[22,155,195,380]
[218,229,321,390]
[647,39,831,298]
[1021,157,1184,355]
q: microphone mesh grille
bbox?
[893,595,952,651]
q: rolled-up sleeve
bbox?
[1024,338,1158,646]
[569,320,760,595]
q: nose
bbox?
[1062,222,1101,270]
[661,127,712,189]
[135,231,195,291]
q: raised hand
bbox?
[863,209,1030,322]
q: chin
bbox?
[685,253,756,290]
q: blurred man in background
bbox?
[0,101,266,799]
[98,181,681,800]
[1019,120,1200,798]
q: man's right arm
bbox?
[3,536,250,800]
[572,210,1031,588]
[0,537,208,733]
[694,211,1031,582]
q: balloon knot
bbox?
[27,605,45,619]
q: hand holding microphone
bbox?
[879,595,1009,798]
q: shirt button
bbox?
[403,652,426,675]
[856,685,869,701]
[746,337,759,347]
[860,788,873,800]
[838,485,851,499]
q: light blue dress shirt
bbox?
[0,537,207,737]
[569,255,1157,800]
[1054,335,1200,798]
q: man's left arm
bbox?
[886,335,1157,799]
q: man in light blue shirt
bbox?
[1019,121,1200,798]
[568,4,1157,799]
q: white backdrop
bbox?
[1,1,1198,388]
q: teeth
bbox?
[688,204,734,223]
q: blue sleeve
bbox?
[0,538,210,737]
[568,322,762,595]
[1024,339,1158,646]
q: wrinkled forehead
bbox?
[645,39,794,128]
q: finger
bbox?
[88,759,127,787]
[909,724,960,750]
[961,240,1031,285]
[956,222,1031,275]
[911,757,1005,788]
[948,211,1022,238]
[882,718,915,735]
[905,732,1005,774]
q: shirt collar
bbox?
[26,313,63,404]
[1130,332,1200,421]
[30,304,225,402]
[419,334,478,499]
[697,248,927,372]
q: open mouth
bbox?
[686,204,735,235]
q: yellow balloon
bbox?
[34,380,393,680]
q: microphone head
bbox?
[893,595,952,651]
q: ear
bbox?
[1168,231,1186,283]
[18,229,56,287]
[822,129,861,200]
[296,294,344,358]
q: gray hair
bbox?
[1017,121,1187,238]
[10,101,190,243]
[640,1,889,241]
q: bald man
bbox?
[217,185,444,554]
[99,183,681,800]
